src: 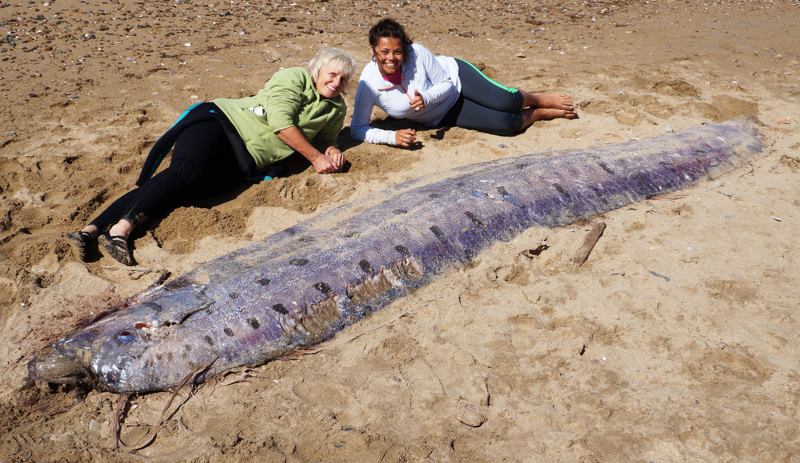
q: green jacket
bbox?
[214,67,346,169]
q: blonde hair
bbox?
[307,48,357,95]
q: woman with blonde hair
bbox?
[67,48,357,266]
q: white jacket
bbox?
[350,43,462,145]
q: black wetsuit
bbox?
[89,103,249,231]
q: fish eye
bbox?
[117,330,136,343]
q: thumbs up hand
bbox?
[410,89,425,112]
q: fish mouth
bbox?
[27,344,95,389]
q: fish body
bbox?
[28,118,764,393]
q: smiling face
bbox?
[315,61,347,99]
[370,36,404,76]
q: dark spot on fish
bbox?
[359,260,374,274]
[284,226,299,236]
[290,258,309,266]
[456,182,466,187]
[465,249,474,259]
[393,209,408,214]
[314,282,333,296]
[167,352,173,361]
[184,344,192,351]
[554,184,571,198]
[224,328,234,337]
[204,335,214,345]
[430,226,446,240]
[229,292,239,299]
[257,277,270,286]
[598,162,615,174]
[516,163,528,169]
[248,318,260,329]
[345,230,359,238]
[465,211,484,226]
[497,186,509,196]
[156,354,163,360]
[273,304,288,315]
[429,193,441,198]
[299,236,316,243]
[395,245,409,256]
[165,275,195,290]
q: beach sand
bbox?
[1,0,799,461]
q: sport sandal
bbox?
[98,232,135,266]
[65,231,92,262]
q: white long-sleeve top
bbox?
[350,43,462,145]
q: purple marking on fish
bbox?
[27,118,763,393]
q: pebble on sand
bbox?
[456,402,486,428]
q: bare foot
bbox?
[518,90,574,110]
[526,92,574,110]
[521,107,578,128]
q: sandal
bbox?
[98,232,135,266]
[66,231,92,262]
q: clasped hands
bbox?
[313,146,345,174]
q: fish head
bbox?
[26,303,164,392]
[28,286,216,392]
[27,309,153,391]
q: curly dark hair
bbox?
[368,18,413,64]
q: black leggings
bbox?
[440,58,525,134]
[89,118,246,232]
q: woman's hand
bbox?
[409,89,425,112]
[276,126,344,174]
[310,148,345,174]
[395,129,417,148]
[325,146,346,172]
[310,155,336,174]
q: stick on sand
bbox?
[573,222,607,266]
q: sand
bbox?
[1,0,799,461]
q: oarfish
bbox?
[27,118,764,393]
